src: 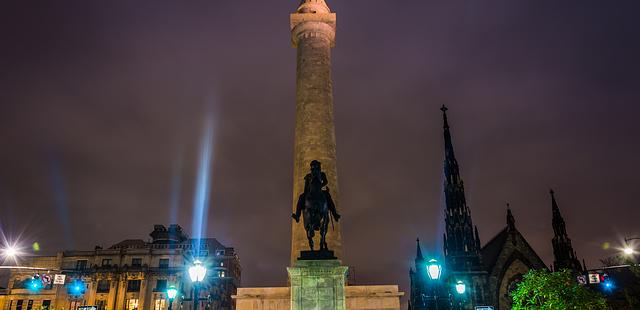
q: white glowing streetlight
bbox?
[188,260,207,310]
[623,236,639,256]
[623,247,635,255]
[3,246,18,258]
[188,260,207,282]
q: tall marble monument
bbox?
[290,0,342,265]
[233,2,403,308]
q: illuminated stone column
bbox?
[290,0,342,265]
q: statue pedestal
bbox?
[287,259,348,310]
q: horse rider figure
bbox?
[292,160,341,223]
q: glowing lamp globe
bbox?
[3,246,18,258]
[167,286,178,300]
[427,259,442,280]
[189,260,207,283]
[455,281,466,294]
[623,247,634,255]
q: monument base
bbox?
[287,259,348,310]
[298,250,337,260]
[233,285,404,310]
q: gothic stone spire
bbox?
[441,105,482,270]
[550,189,583,272]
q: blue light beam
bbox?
[191,117,214,256]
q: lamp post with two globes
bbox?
[188,260,207,310]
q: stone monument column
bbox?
[290,0,342,265]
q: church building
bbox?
[409,106,584,310]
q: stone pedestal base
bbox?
[287,259,348,310]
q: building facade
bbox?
[0,225,240,310]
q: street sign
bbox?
[53,274,66,285]
[577,275,587,285]
[77,307,97,310]
[475,307,494,310]
[588,273,601,284]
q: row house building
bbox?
[0,224,241,310]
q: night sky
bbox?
[1,0,640,300]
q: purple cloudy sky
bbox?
[1,0,639,298]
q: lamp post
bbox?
[623,236,640,256]
[453,281,466,310]
[188,260,207,310]
[426,259,443,310]
[167,286,178,310]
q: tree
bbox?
[511,269,608,310]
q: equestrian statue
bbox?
[292,160,341,252]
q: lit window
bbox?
[153,299,166,310]
[126,299,139,310]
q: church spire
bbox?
[506,203,516,231]
[415,238,424,261]
[441,105,482,271]
[550,189,583,272]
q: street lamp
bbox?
[3,246,18,258]
[167,286,178,310]
[623,236,639,256]
[427,259,442,280]
[188,260,207,310]
[455,281,466,295]
[426,259,443,310]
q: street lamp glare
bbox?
[623,247,634,255]
[3,246,18,258]
[189,260,207,283]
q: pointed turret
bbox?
[550,189,583,272]
[441,105,482,271]
[506,203,516,231]
[416,238,424,261]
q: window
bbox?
[97,280,110,293]
[42,300,51,310]
[215,250,225,256]
[101,259,112,267]
[131,258,142,267]
[127,280,141,292]
[218,271,225,278]
[16,300,23,310]
[220,262,224,267]
[76,260,88,270]
[125,299,139,310]
[153,299,166,310]
[155,280,167,291]
[26,300,33,310]
[96,300,107,310]
[159,259,169,269]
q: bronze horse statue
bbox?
[292,160,340,252]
